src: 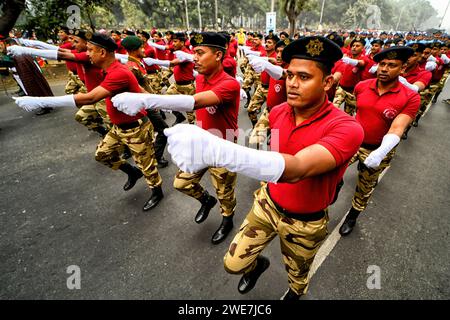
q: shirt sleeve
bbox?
[100,69,129,94]
[72,52,90,63]
[418,71,432,87]
[400,91,421,119]
[210,78,240,105]
[317,117,364,166]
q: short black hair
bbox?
[314,61,332,77]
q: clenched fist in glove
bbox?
[164,124,285,182]
[112,93,195,116]
[248,56,284,80]
[363,133,400,169]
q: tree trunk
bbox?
[289,15,296,36]
[0,0,26,38]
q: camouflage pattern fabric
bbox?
[247,84,268,125]
[223,186,329,296]
[64,71,86,94]
[333,86,356,116]
[95,120,162,188]
[74,99,111,130]
[242,64,261,91]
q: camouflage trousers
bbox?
[416,88,434,118]
[249,107,270,148]
[223,186,329,295]
[333,86,356,116]
[173,167,237,216]
[166,82,196,124]
[247,84,268,125]
[350,146,396,212]
[75,99,111,131]
[95,119,162,188]
[242,64,261,92]
[64,71,86,95]
[160,67,173,89]
[144,72,163,94]
[239,56,248,74]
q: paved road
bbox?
[0,82,449,300]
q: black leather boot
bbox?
[211,214,234,245]
[157,157,169,168]
[339,207,362,236]
[195,191,217,224]
[119,163,143,191]
[237,255,270,294]
[244,90,251,108]
[143,185,164,211]
[122,145,132,159]
[92,126,108,137]
[171,111,186,126]
[280,288,302,300]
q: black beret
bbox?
[139,30,150,40]
[265,34,280,43]
[350,36,365,47]
[430,41,442,49]
[218,31,231,43]
[371,39,384,46]
[326,32,344,48]
[173,32,186,42]
[254,33,264,39]
[408,42,426,53]
[190,32,227,50]
[121,36,143,51]
[57,26,70,33]
[282,36,343,68]
[72,29,87,40]
[280,31,289,38]
[373,46,414,63]
[124,29,136,36]
[111,30,121,35]
[87,32,118,52]
[275,38,293,49]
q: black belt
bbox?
[176,80,194,86]
[146,70,158,74]
[361,143,380,151]
[261,83,269,89]
[266,186,326,222]
[116,116,149,130]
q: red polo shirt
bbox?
[223,52,237,78]
[229,39,238,58]
[143,43,160,73]
[360,54,377,81]
[59,41,77,73]
[403,64,432,87]
[72,52,104,92]
[267,99,364,213]
[154,40,168,60]
[431,56,445,82]
[355,79,420,145]
[195,67,240,141]
[100,60,147,125]
[267,76,287,110]
[337,53,369,90]
[173,47,195,83]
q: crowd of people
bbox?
[1,24,449,300]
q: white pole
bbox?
[319,0,326,26]
[271,0,275,12]
[439,0,450,29]
[197,0,202,30]
[184,0,190,31]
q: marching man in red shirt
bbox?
[12,33,164,212]
[339,46,421,236]
[111,32,241,245]
[151,37,364,300]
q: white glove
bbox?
[398,76,419,92]
[249,57,283,80]
[342,56,359,66]
[112,93,195,116]
[193,70,198,78]
[245,50,262,57]
[143,57,170,68]
[7,45,58,60]
[363,133,400,169]
[240,89,248,100]
[164,124,285,182]
[174,50,194,62]
[369,64,378,74]
[18,39,59,50]
[13,95,76,111]
[147,41,166,51]
[440,54,450,64]
[425,60,437,71]
[115,53,129,64]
